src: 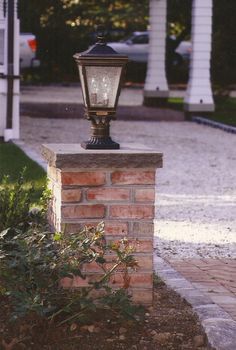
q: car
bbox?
[20,33,40,69]
[107,31,192,64]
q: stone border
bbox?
[192,116,236,134]
[153,254,236,350]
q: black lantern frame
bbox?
[74,36,128,149]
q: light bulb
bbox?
[91,77,98,93]
[102,76,110,106]
[102,76,110,92]
[90,77,98,105]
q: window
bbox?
[132,34,149,45]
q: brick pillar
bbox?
[42,144,163,304]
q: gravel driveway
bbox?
[21,116,236,259]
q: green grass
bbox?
[168,97,236,127]
[167,97,183,111]
[0,143,46,203]
[210,98,236,127]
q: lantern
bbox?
[74,30,128,149]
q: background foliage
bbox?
[19,0,149,81]
[212,0,236,86]
[19,0,236,85]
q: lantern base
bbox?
[81,137,120,150]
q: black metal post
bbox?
[6,0,14,129]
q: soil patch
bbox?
[0,281,212,350]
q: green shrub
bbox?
[0,169,50,232]
[0,170,140,325]
[0,170,34,232]
[0,222,139,325]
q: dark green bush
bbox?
[0,170,139,325]
[0,168,50,232]
[0,170,34,232]
[0,222,139,324]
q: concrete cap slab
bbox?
[41,143,163,169]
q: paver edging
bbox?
[192,116,236,134]
[154,255,236,350]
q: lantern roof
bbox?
[74,30,128,60]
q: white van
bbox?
[20,33,40,69]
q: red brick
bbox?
[60,276,89,288]
[62,275,104,288]
[110,205,154,219]
[82,261,104,273]
[62,267,153,289]
[105,221,128,235]
[111,170,155,185]
[60,277,73,288]
[82,257,131,273]
[110,273,153,288]
[134,188,155,202]
[131,239,153,253]
[87,188,130,201]
[73,276,90,288]
[134,255,153,271]
[63,222,100,233]
[105,239,152,254]
[62,189,82,202]
[132,222,154,236]
[80,253,153,275]
[61,171,106,186]
[63,221,129,236]
[62,204,105,219]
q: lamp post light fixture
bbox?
[74,30,128,149]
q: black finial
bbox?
[95,25,106,44]
[3,0,7,17]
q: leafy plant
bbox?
[0,143,47,203]
[0,168,50,232]
[0,221,139,325]
[0,227,59,318]
[0,169,34,232]
[0,169,139,325]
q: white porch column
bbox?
[0,0,20,142]
[4,0,20,141]
[184,0,214,113]
[143,0,169,106]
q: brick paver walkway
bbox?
[167,258,236,321]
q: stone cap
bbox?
[41,143,163,169]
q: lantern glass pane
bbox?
[85,66,122,108]
[78,65,87,107]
